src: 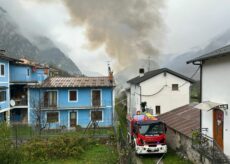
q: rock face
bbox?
[0,6,81,75]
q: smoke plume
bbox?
[62,0,165,70]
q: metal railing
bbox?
[192,129,230,164]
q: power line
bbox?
[131,66,200,97]
[179,66,200,88]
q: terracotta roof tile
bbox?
[30,77,115,88]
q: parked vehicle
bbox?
[127,112,167,154]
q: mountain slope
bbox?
[0,6,81,75]
[165,29,230,80]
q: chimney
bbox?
[108,64,113,84]
[0,49,6,55]
[139,68,145,77]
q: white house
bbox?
[187,45,230,157]
[126,68,194,116]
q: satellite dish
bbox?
[10,100,15,107]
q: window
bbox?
[69,90,77,101]
[44,91,57,108]
[27,68,30,76]
[47,112,59,123]
[155,106,161,115]
[91,110,102,121]
[0,64,5,76]
[0,90,6,102]
[172,84,179,91]
[92,90,101,106]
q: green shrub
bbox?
[21,135,94,161]
[0,122,23,164]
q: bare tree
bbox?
[31,97,47,134]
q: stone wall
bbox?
[166,127,212,164]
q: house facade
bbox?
[28,77,115,129]
[188,45,230,156]
[126,68,194,116]
[9,61,49,123]
[0,54,21,122]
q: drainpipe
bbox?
[192,61,203,132]
[139,85,142,111]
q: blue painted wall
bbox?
[28,87,114,128]
[10,64,48,82]
[0,59,10,112]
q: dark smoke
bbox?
[62,0,165,70]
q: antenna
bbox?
[147,56,151,72]
[106,61,111,73]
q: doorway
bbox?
[70,112,77,127]
[213,109,224,150]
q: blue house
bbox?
[9,59,49,123]
[0,54,21,122]
[28,77,115,129]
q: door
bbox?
[70,112,77,127]
[213,109,224,150]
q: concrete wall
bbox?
[166,127,211,164]
[202,55,230,156]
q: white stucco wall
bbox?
[128,72,191,116]
[202,55,230,156]
[129,84,141,115]
[140,73,191,115]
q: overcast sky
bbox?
[1,0,230,75]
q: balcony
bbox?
[10,84,28,107]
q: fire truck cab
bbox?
[127,113,167,154]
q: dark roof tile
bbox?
[29,77,115,88]
[158,103,200,137]
[187,44,230,63]
[127,68,195,84]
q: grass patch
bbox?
[141,148,192,164]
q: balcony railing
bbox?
[11,98,28,106]
[192,129,230,163]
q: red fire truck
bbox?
[127,112,167,154]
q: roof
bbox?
[187,44,230,64]
[29,77,115,88]
[0,53,22,62]
[158,103,200,137]
[127,68,195,84]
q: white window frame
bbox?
[0,63,5,77]
[91,89,102,106]
[27,68,30,77]
[68,90,78,102]
[46,111,60,124]
[44,90,58,107]
[172,84,179,91]
[155,105,161,115]
[0,90,6,103]
[68,110,78,128]
[90,110,103,122]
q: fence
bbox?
[9,122,114,148]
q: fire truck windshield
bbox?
[138,123,164,136]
